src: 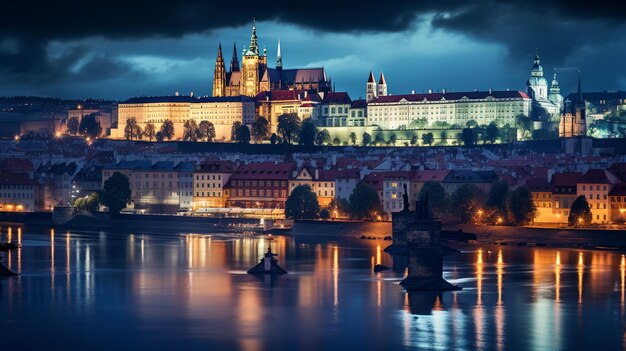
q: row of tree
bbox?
[66,114,102,138]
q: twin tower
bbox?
[366,70,387,102]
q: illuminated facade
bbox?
[212,20,331,98]
[193,161,235,209]
[559,76,587,137]
[289,167,335,208]
[0,172,44,212]
[367,90,531,130]
[224,162,295,210]
[526,52,562,120]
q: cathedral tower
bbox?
[548,69,563,112]
[526,51,548,101]
[212,43,226,97]
[276,39,282,70]
[366,70,377,102]
[559,73,587,137]
[230,42,240,72]
[377,72,387,97]
[240,19,267,97]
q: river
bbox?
[0,226,625,350]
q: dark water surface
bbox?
[0,226,625,350]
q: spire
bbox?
[276,39,282,69]
[577,71,584,104]
[230,42,240,72]
[550,68,560,93]
[217,42,223,59]
[367,70,375,83]
[378,72,386,85]
[248,18,259,55]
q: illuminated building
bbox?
[193,161,236,209]
[559,76,587,137]
[224,162,295,210]
[550,172,582,223]
[320,92,352,127]
[442,170,498,195]
[576,169,620,223]
[289,167,336,208]
[255,90,321,132]
[0,172,44,212]
[526,52,562,120]
[212,20,331,98]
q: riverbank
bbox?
[453,224,626,250]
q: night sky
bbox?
[2,0,625,100]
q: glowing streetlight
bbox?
[497,217,503,224]
[55,131,61,138]
[578,217,583,225]
[14,135,20,141]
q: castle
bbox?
[212,20,332,98]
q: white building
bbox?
[367,90,532,130]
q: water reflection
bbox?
[1,227,625,350]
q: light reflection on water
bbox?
[0,226,625,350]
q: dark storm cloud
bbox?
[1,0,625,94]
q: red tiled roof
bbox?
[525,178,552,192]
[196,161,236,173]
[0,172,39,185]
[230,162,295,180]
[318,169,360,181]
[550,172,582,187]
[578,169,620,184]
[0,158,34,172]
[410,170,449,182]
[609,183,626,196]
[322,92,352,104]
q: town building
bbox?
[193,161,236,209]
[35,162,79,208]
[255,90,320,132]
[576,169,620,223]
[189,96,256,140]
[442,170,498,195]
[224,162,295,210]
[289,167,336,208]
[0,172,44,212]
[320,92,352,127]
[212,20,331,98]
[550,172,582,223]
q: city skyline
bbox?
[2,1,626,99]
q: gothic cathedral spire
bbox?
[276,39,282,69]
[230,42,240,72]
[248,18,259,55]
[212,42,226,97]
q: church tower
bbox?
[559,74,587,137]
[276,39,282,70]
[548,69,563,112]
[366,70,377,102]
[212,43,226,97]
[240,19,267,97]
[526,51,548,101]
[377,72,388,97]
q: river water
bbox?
[0,226,625,350]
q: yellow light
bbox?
[14,135,19,141]
[620,209,626,214]
[497,217,503,223]
[578,217,583,223]
[477,209,483,216]
[55,132,61,138]
[16,205,23,211]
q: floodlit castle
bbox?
[212,20,332,98]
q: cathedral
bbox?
[526,52,563,121]
[559,75,587,137]
[212,20,332,98]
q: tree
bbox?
[319,208,331,219]
[124,117,141,140]
[299,118,318,147]
[155,131,164,142]
[67,116,79,135]
[135,125,143,140]
[418,181,449,219]
[349,132,357,145]
[101,172,131,215]
[374,134,385,146]
[198,121,216,142]
[421,132,434,146]
[79,113,101,138]
[160,119,175,140]
[285,185,320,219]
[144,122,156,142]
[432,121,450,129]
[251,117,270,142]
[349,182,382,220]
[451,184,485,223]
[270,133,278,145]
[500,124,517,143]
[532,129,557,140]
[410,134,418,146]
[362,132,372,146]
[237,124,251,144]
[332,137,341,146]
[486,122,499,144]
[516,114,532,139]
[183,120,200,141]
[73,192,100,212]
[568,195,592,226]
[506,187,537,225]
[316,129,331,146]
[487,181,509,213]
[409,118,428,129]
[460,128,476,146]
[466,119,478,128]
[277,113,300,144]
[231,121,242,141]
[388,133,397,146]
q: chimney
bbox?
[190,92,194,97]
[315,169,319,179]
[428,89,432,94]
[304,91,308,98]
[442,88,446,94]
[489,88,492,94]
[266,96,269,102]
[411,90,416,94]
[175,91,180,96]
[297,93,301,100]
